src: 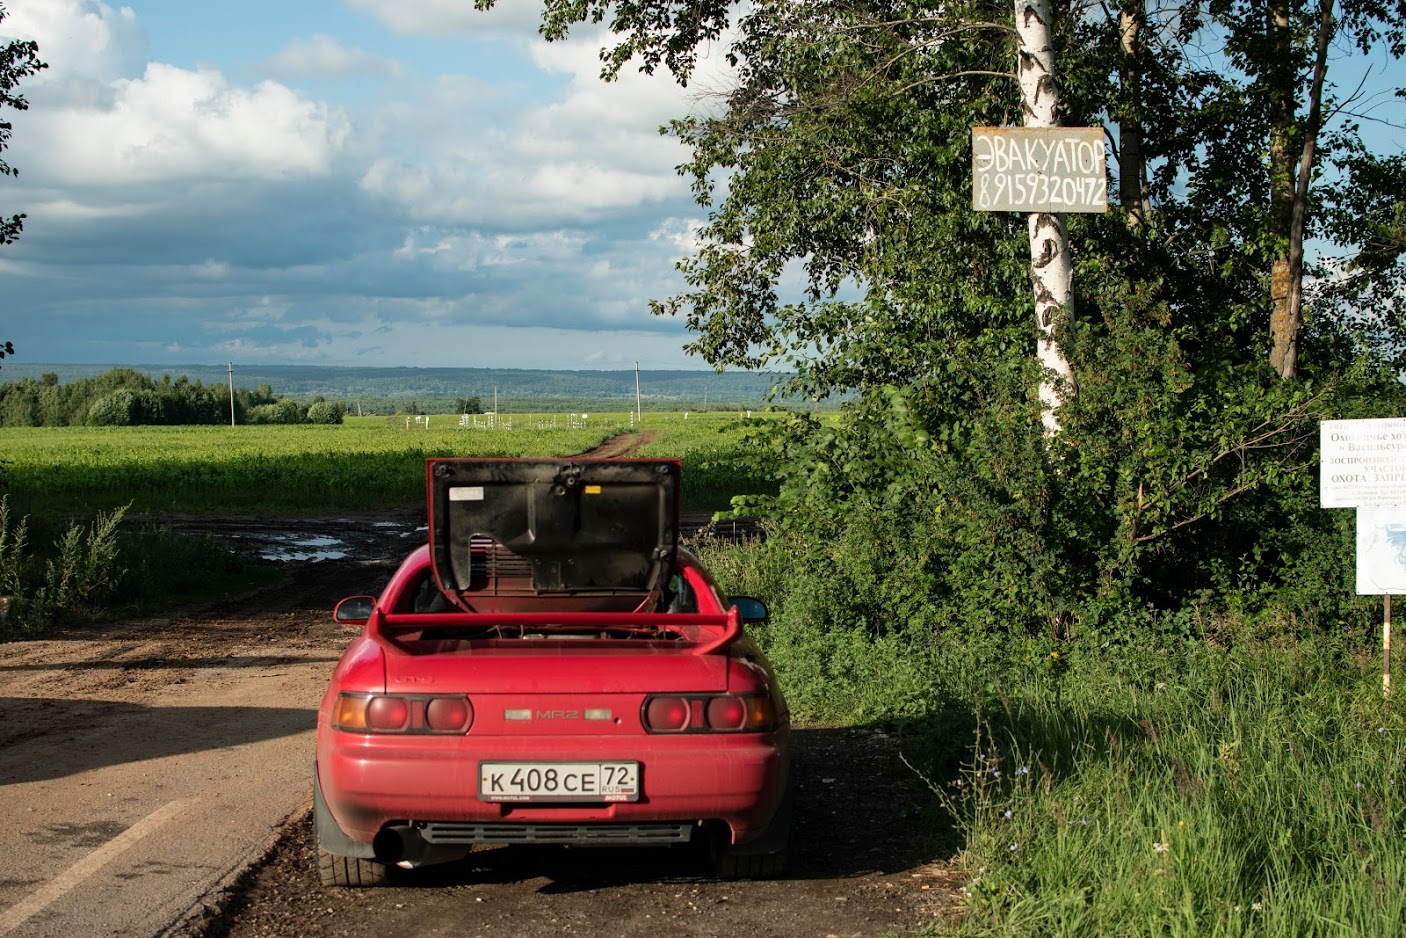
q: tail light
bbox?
[333,693,473,735]
[642,694,775,734]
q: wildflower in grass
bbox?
[1015,766,1029,777]
[991,769,1001,779]
[1252,902,1262,912]
[1009,842,1019,852]
[1379,727,1387,734]
[1081,816,1089,825]
[1003,809,1013,819]
[1154,841,1169,854]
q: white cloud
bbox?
[22,63,351,185]
[345,0,544,37]
[256,35,403,80]
[2,0,148,86]
[3,0,721,371]
[360,153,683,226]
[650,216,706,254]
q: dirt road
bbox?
[0,515,958,938]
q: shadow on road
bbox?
[0,654,337,673]
[378,725,945,890]
[0,698,316,786]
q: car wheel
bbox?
[317,846,391,888]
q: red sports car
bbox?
[314,458,792,886]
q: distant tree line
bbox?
[0,368,346,427]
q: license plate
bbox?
[479,761,640,803]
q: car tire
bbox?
[317,847,391,888]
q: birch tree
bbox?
[1013,0,1075,434]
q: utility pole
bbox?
[634,362,642,423]
[227,362,235,427]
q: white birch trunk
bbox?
[1014,0,1075,436]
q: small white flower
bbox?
[1252,902,1263,912]
[1153,841,1169,854]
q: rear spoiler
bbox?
[368,607,742,656]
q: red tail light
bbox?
[425,696,473,732]
[367,696,410,731]
[706,696,748,730]
[644,696,691,732]
[643,694,775,734]
[332,693,473,735]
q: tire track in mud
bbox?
[573,430,659,458]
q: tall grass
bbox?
[692,534,1405,936]
[637,412,783,513]
[1,495,128,636]
[934,641,1405,937]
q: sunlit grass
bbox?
[0,414,773,515]
[930,642,1406,937]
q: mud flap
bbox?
[730,769,794,856]
[314,763,375,859]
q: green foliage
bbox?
[0,496,126,637]
[510,0,1406,643]
[928,640,1406,937]
[306,400,346,424]
[0,367,289,427]
[1,1,48,246]
[0,494,261,640]
[0,415,771,516]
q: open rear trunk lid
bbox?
[427,458,680,610]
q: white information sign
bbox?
[971,127,1108,214]
[1357,508,1406,595]
[1320,418,1406,508]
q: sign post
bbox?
[971,127,1109,214]
[1322,417,1406,695]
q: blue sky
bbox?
[0,0,724,370]
[2,3,1401,373]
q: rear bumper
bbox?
[316,728,790,848]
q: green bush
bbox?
[87,389,139,426]
[0,496,125,636]
[306,400,345,424]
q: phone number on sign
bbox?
[976,171,1107,211]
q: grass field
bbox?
[0,411,776,516]
[691,536,1406,937]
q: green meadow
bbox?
[4,412,1402,936]
[0,410,774,516]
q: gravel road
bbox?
[0,509,959,938]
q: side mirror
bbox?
[729,596,769,625]
[334,596,376,626]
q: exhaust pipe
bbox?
[373,824,428,865]
[372,824,470,869]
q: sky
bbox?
[0,0,729,370]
